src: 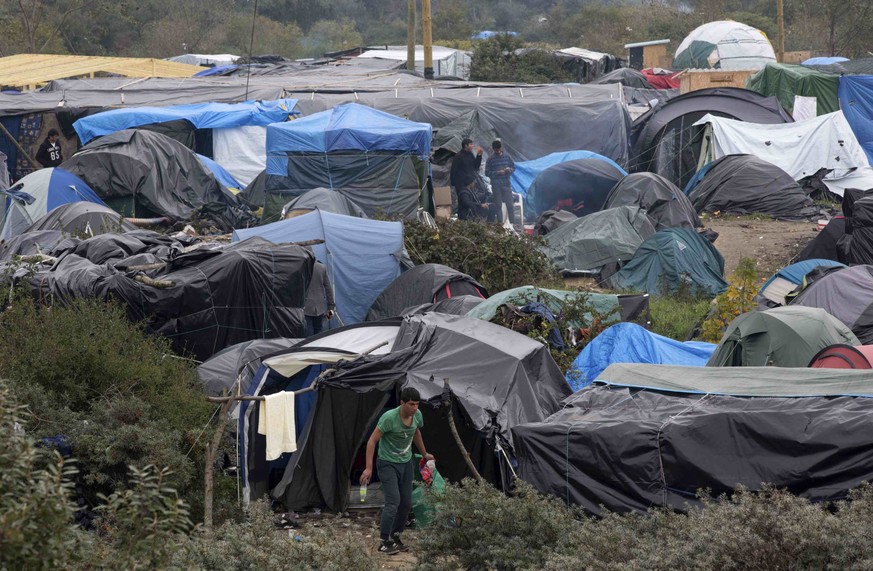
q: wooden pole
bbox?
[442,379,482,483]
[0,121,41,170]
[421,0,434,79]
[203,397,234,528]
[407,0,416,71]
[776,0,785,63]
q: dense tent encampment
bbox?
[366,264,487,321]
[602,172,701,230]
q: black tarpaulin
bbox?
[401,295,485,316]
[604,172,701,230]
[366,263,487,321]
[25,202,139,237]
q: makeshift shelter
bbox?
[757,259,845,307]
[641,68,681,90]
[0,230,76,263]
[61,129,253,230]
[233,210,405,326]
[602,172,701,230]
[357,45,471,79]
[513,363,873,514]
[0,167,104,240]
[809,344,873,369]
[685,155,817,217]
[707,306,859,367]
[197,154,243,191]
[747,63,839,117]
[512,151,625,204]
[789,265,873,344]
[430,110,497,181]
[608,228,727,296]
[525,157,627,217]
[26,236,314,361]
[803,56,849,66]
[280,187,367,219]
[838,76,873,166]
[674,21,776,70]
[694,112,873,197]
[23,202,138,237]
[797,218,847,263]
[263,103,432,222]
[197,338,301,396]
[540,206,655,273]
[366,264,487,321]
[241,314,570,510]
[465,286,650,328]
[401,295,485,316]
[631,87,791,189]
[590,68,654,89]
[533,210,577,236]
[567,323,715,390]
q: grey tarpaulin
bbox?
[366,264,487,321]
[590,67,654,89]
[24,202,138,237]
[534,210,578,236]
[686,155,817,218]
[512,363,873,515]
[197,338,302,396]
[61,129,255,230]
[790,265,873,344]
[281,188,368,219]
[401,295,485,317]
[0,230,78,263]
[24,236,314,361]
[603,172,701,230]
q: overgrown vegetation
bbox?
[649,295,712,341]
[404,219,560,293]
[418,478,873,571]
[701,257,760,342]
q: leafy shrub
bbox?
[701,258,760,342]
[470,34,577,83]
[404,219,560,293]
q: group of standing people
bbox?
[449,138,516,225]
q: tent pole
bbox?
[203,397,235,528]
[407,0,416,71]
[442,378,483,483]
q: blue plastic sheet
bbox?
[196,154,243,190]
[839,77,873,164]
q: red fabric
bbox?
[642,68,681,90]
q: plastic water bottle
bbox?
[359,484,367,503]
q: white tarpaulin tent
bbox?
[695,111,873,197]
[357,45,470,79]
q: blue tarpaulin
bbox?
[232,209,404,325]
[802,56,849,66]
[760,258,845,294]
[265,103,431,176]
[511,150,625,197]
[839,77,873,164]
[568,322,715,390]
[196,154,243,190]
[74,99,299,144]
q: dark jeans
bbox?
[305,315,323,337]
[377,457,414,540]
[491,185,515,224]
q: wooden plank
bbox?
[0,54,201,88]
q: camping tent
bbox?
[809,344,873,369]
[241,314,570,510]
[233,209,405,326]
[0,167,105,240]
[707,306,859,367]
[602,172,701,230]
[281,188,368,219]
[757,259,845,307]
[631,87,791,189]
[465,285,650,328]
[431,109,497,166]
[401,295,485,316]
[674,20,776,70]
[747,63,840,116]
[511,151,625,202]
[513,363,873,514]
[590,67,654,89]
[23,202,138,237]
[197,338,301,396]
[264,103,432,222]
[789,265,873,344]
[525,157,627,217]
[540,205,655,273]
[694,112,873,197]
[61,129,253,230]
[607,228,727,296]
[366,263,487,321]
[568,323,715,390]
[685,155,817,217]
[837,76,873,167]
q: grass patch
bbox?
[649,295,712,341]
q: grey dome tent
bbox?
[603,172,701,230]
[540,205,655,274]
[790,265,873,344]
[607,227,727,296]
[366,263,487,321]
[197,337,302,397]
[707,306,859,367]
[686,155,817,218]
[61,129,254,231]
[526,157,627,217]
[241,314,570,511]
[24,202,138,237]
[401,295,485,317]
[281,187,367,219]
[590,67,654,89]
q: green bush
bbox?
[701,258,760,343]
[404,219,560,293]
[649,295,712,341]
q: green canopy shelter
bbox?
[747,63,840,116]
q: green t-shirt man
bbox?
[376,407,424,464]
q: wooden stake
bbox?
[407,0,416,71]
[442,378,482,483]
[204,397,234,528]
[421,0,434,79]
[0,121,41,170]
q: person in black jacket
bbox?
[36,129,63,168]
[449,138,482,216]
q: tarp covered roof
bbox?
[747,63,839,116]
[366,263,486,321]
[74,99,298,144]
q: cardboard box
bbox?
[435,205,452,220]
[434,186,453,207]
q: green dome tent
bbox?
[707,306,859,367]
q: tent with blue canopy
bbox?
[73,99,299,144]
[232,209,404,326]
[263,103,432,222]
[567,322,715,390]
[0,167,104,240]
[510,150,624,198]
[758,258,845,307]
